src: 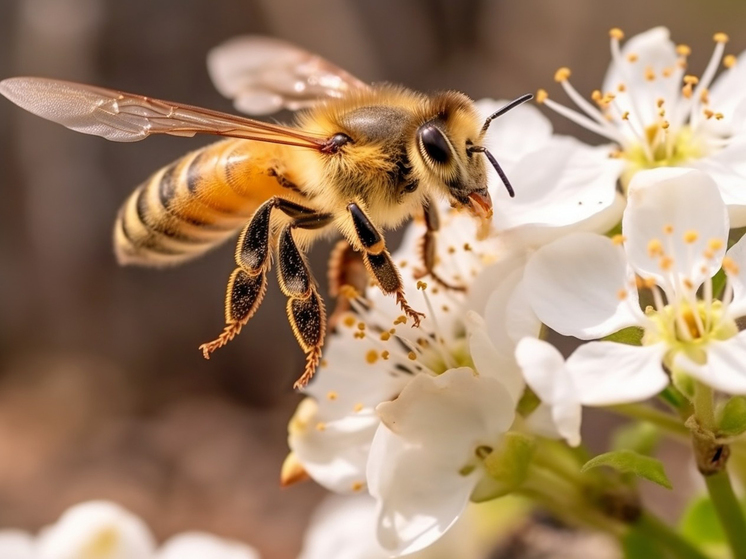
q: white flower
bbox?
[158,533,259,559]
[0,530,35,559]
[524,167,746,401]
[367,368,515,555]
[539,27,746,226]
[297,495,483,559]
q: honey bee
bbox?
[0,36,530,388]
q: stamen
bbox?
[648,238,664,257]
[683,230,699,244]
[541,96,626,143]
[611,234,626,245]
[724,54,737,69]
[556,71,623,134]
[687,34,728,128]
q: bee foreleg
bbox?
[414,200,466,292]
[347,203,425,327]
[326,240,367,331]
[277,224,330,389]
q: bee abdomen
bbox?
[114,139,291,267]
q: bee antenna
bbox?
[468,146,515,198]
[479,93,533,138]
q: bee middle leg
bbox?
[326,240,368,331]
[413,200,467,291]
[347,202,425,327]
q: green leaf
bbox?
[623,526,669,558]
[602,326,644,346]
[718,396,746,437]
[612,421,660,456]
[581,449,673,489]
[679,496,725,546]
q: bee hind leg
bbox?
[347,202,425,327]
[326,240,368,331]
[413,200,466,292]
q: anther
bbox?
[316,422,326,432]
[715,112,724,120]
[661,120,670,129]
[617,83,627,92]
[554,67,572,82]
[704,109,715,119]
[660,256,674,271]
[708,238,724,251]
[343,316,356,328]
[380,331,391,341]
[416,280,428,290]
[351,481,364,492]
[327,391,338,400]
[535,89,548,104]
[357,322,366,330]
[683,230,699,243]
[407,351,417,361]
[621,111,630,120]
[627,53,639,63]
[714,32,730,44]
[617,288,628,300]
[656,98,665,108]
[645,67,656,81]
[366,349,379,364]
[591,90,602,102]
[684,75,700,85]
[381,350,390,360]
[648,239,664,257]
[724,54,737,68]
[662,67,674,78]
[723,256,740,275]
[700,88,710,104]
[353,403,364,412]
[609,28,625,40]
[663,224,674,234]
[611,234,626,245]
[676,44,692,57]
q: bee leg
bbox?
[347,202,425,327]
[327,240,368,331]
[277,213,334,388]
[200,197,331,360]
[414,200,466,292]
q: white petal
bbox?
[515,338,582,446]
[467,252,527,327]
[690,140,746,228]
[367,426,478,555]
[492,136,625,248]
[623,168,728,286]
[602,27,679,130]
[478,98,553,173]
[0,530,34,559]
[704,50,746,136]
[523,232,642,338]
[37,501,157,559]
[675,332,746,394]
[566,342,669,405]
[158,532,259,559]
[726,233,746,317]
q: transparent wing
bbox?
[0,77,329,149]
[207,36,370,116]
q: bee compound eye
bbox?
[418,124,451,164]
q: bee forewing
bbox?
[0,77,327,148]
[207,36,370,116]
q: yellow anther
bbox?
[394,315,407,325]
[416,337,430,348]
[339,284,360,299]
[704,109,715,119]
[644,277,657,289]
[447,246,456,254]
[714,32,730,44]
[354,331,365,339]
[381,350,390,360]
[316,422,326,432]
[662,67,674,78]
[627,53,639,63]
[320,359,328,368]
[463,243,473,251]
[357,322,366,330]
[591,89,602,101]
[621,111,630,121]
[399,260,408,268]
[700,88,710,104]
[617,289,628,300]
[683,230,699,243]
[353,403,364,412]
[416,280,428,290]
[656,98,665,108]
[327,391,338,401]
[365,349,379,364]
[554,67,572,82]
[645,66,656,81]
[648,238,664,257]
[723,256,740,275]
[676,44,692,57]
[683,278,694,290]
[704,249,714,260]
[611,234,626,245]
[659,256,674,271]
[661,120,670,129]
[380,331,391,341]
[715,112,724,120]
[663,224,674,235]
[351,481,364,492]
[682,83,694,99]
[618,82,627,92]
[609,28,625,40]
[724,54,737,68]
[407,351,417,361]
[708,238,724,251]
[609,149,624,158]
[635,276,646,289]
[536,89,548,104]
[442,305,450,312]
[683,75,700,85]
[343,315,356,328]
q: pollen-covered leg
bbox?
[414,200,466,292]
[327,240,368,331]
[277,226,327,388]
[347,202,425,327]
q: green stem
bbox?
[704,470,746,559]
[634,512,710,559]
[609,403,689,439]
[694,382,716,431]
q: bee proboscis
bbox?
[0,36,530,388]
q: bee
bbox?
[0,36,530,388]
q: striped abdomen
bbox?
[114,139,302,267]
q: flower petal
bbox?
[0,530,34,559]
[37,501,157,559]
[158,533,260,559]
[704,50,746,137]
[492,136,625,248]
[523,232,642,338]
[623,168,728,286]
[675,331,746,394]
[726,233,746,318]
[690,140,746,228]
[566,341,669,405]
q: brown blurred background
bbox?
[1,0,745,556]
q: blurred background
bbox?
[1,0,745,556]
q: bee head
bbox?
[413,93,533,223]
